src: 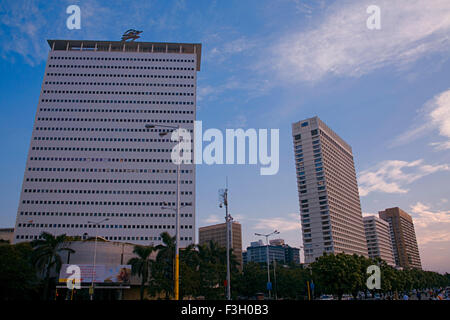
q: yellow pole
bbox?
[175,253,180,300]
[307,281,311,301]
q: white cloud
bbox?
[392,88,450,149]
[252,213,301,232]
[205,36,258,64]
[273,0,450,82]
[203,214,222,224]
[410,202,450,245]
[226,114,247,128]
[362,212,375,217]
[358,159,449,196]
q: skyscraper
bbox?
[363,215,395,266]
[198,221,243,269]
[379,207,422,269]
[292,116,368,263]
[13,39,201,247]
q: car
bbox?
[341,294,353,300]
[319,294,334,300]
[373,293,381,300]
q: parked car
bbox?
[319,294,334,300]
[341,294,353,300]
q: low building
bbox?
[243,239,300,265]
[0,228,14,243]
[198,221,243,269]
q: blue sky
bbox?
[0,0,449,272]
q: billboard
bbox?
[59,264,131,284]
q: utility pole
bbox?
[219,180,232,300]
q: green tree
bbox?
[179,244,201,299]
[311,253,368,300]
[30,232,75,300]
[234,262,266,298]
[276,265,310,299]
[0,242,39,300]
[148,232,175,299]
[128,245,156,300]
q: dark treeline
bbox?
[1,232,449,300]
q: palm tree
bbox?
[31,232,75,300]
[148,232,175,299]
[128,245,156,300]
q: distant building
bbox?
[363,216,395,266]
[0,228,14,243]
[379,207,422,269]
[243,239,300,265]
[198,221,243,269]
[292,116,368,263]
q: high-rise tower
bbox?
[363,215,396,266]
[14,39,201,247]
[292,116,368,263]
[379,207,422,269]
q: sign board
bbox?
[267,282,272,290]
[59,264,131,284]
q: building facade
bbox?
[243,239,300,265]
[198,221,243,268]
[0,228,14,243]
[379,207,422,269]
[292,116,368,263]
[363,215,395,266]
[13,39,201,247]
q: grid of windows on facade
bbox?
[14,40,201,246]
[292,117,368,262]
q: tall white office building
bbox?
[292,116,368,263]
[13,39,201,247]
[363,215,396,266]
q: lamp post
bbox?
[87,217,109,300]
[145,123,184,300]
[255,230,280,299]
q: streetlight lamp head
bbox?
[159,132,168,137]
[145,124,155,129]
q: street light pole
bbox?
[145,123,183,300]
[87,217,109,301]
[255,230,280,299]
[175,135,181,301]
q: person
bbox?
[403,293,409,300]
[417,291,422,300]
